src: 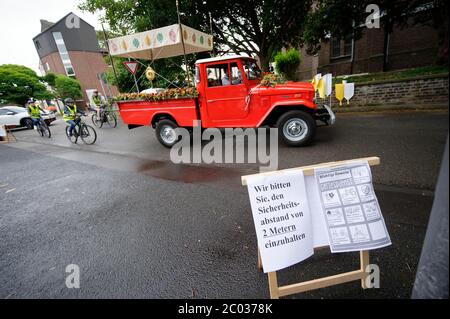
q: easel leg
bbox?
[267,272,279,299]
[257,248,262,271]
[360,250,370,289]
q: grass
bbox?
[333,65,448,85]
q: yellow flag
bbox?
[335,84,344,106]
[311,74,321,91]
[317,77,326,99]
[311,78,316,90]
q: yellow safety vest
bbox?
[63,105,77,121]
[28,105,41,118]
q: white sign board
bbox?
[315,161,391,252]
[246,170,314,272]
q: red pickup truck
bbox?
[117,55,335,147]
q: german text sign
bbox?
[246,170,314,272]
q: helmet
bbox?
[27,98,35,104]
[64,98,75,105]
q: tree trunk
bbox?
[258,53,269,72]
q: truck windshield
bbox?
[243,60,262,80]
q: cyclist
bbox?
[92,90,106,120]
[63,98,85,136]
[26,99,44,129]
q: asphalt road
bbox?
[0,110,448,298]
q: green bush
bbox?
[54,75,82,100]
[274,48,301,81]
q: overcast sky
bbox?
[0,0,105,74]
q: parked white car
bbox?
[0,106,56,129]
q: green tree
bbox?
[53,75,83,100]
[79,0,313,71]
[42,73,57,87]
[303,0,449,70]
[0,64,53,105]
[274,48,301,80]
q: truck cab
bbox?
[193,55,335,145]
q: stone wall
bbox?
[328,74,448,109]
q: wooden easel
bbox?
[0,125,16,143]
[241,156,380,299]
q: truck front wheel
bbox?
[155,119,179,148]
[277,110,316,146]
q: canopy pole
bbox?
[209,12,215,57]
[176,0,191,87]
[101,23,119,88]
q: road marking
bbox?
[5,188,16,193]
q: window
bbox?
[35,41,41,50]
[65,66,75,76]
[45,62,50,71]
[230,63,243,85]
[52,32,75,76]
[331,37,341,58]
[195,66,201,84]
[344,35,353,56]
[243,60,261,80]
[331,35,353,58]
[206,63,229,87]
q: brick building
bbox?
[298,14,441,80]
[33,12,118,103]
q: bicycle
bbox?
[34,118,51,138]
[92,105,117,128]
[65,114,97,145]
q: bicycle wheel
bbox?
[65,126,77,143]
[92,113,101,127]
[80,124,97,145]
[41,123,51,138]
[106,112,117,128]
[37,125,44,137]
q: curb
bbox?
[333,104,448,113]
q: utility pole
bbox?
[101,23,120,88]
[176,0,191,86]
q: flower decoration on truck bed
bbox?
[260,73,287,87]
[114,87,199,102]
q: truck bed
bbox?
[117,98,198,127]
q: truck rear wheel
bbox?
[277,110,316,146]
[155,119,179,148]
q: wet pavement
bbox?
[0,110,448,298]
